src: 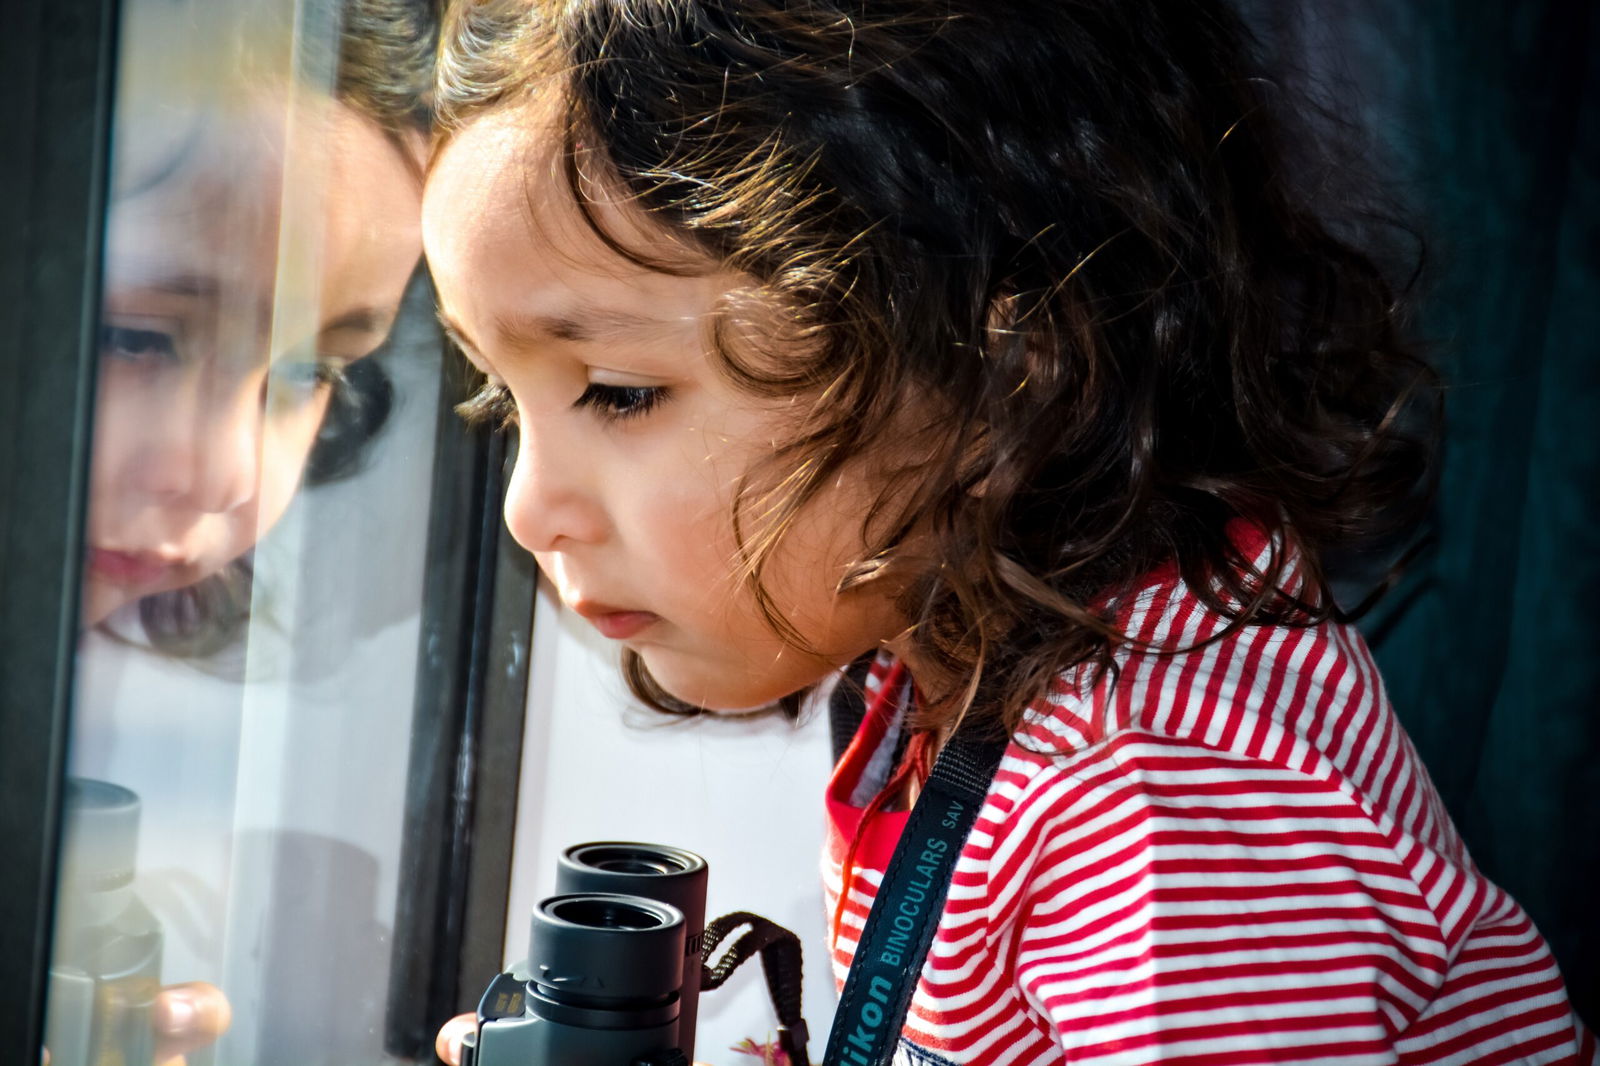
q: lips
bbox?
[571,600,660,640]
[87,547,181,587]
[588,610,659,640]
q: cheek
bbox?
[87,371,151,471]
[655,474,888,653]
[634,431,754,617]
[81,577,136,629]
[757,535,895,654]
[250,406,329,534]
[732,459,909,658]
[641,413,863,631]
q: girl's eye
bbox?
[456,379,518,429]
[574,383,668,422]
[267,358,345,412]
[100,324,178,365]
[452,380,667,429]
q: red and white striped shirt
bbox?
[823,538,1595,1065]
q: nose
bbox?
[130,373,263,515]
[500,422,609,555]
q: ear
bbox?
[836,555,890,594]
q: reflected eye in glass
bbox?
[266,357,347,415]
[99,323,178,367]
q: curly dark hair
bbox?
[437,0,1438,733]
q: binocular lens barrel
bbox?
[557,844,708,917]
[556,843,708,1061]
[45,779,162,1066]
[467,893,685,1066]
[466,843,708,1066]
[528,894,685,1018]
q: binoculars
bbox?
[461,842,708,1066]
[44,779,163,1066]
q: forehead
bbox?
[423,108,737,329]
[110,98,417,271]
[105,106,283,269]
[105,100,421,349]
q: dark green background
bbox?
[1245,0,1598,1024]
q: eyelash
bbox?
[103,323,343,407]
[100,324,179,364]
[456,380,669,428]
[270,358,347,395]
[575,382,667,421]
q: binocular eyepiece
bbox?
[462,843,707,1066]
[45,779,163,1066]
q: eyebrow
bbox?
[115,270,277,331]
[436,312,484,358]
[125,270,396,339]
[436,305,668,359]
[318,306,395,337]
[148,272,224,300]
[494,307,666,348]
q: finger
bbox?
[435,1012,476,1066]
[152,981,232,1064]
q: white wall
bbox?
[504,578,840,1065]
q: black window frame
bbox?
[0,0,119,1055]
[0,1,536,1060]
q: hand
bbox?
[435,1013,475,1066]
[40,980,229,1066]
[152,981,232,1066]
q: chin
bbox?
[638,647,824,714]
[81,582,129,629]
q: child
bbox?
[422,0,1595,1062]
[83,0,432,655]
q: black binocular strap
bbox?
[829,654,878,765]
[701,911,811,1066]
[822,721,1009,1066]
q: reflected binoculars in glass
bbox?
[44,779,163,1066]
[461,842,708,1066]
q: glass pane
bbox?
[45,0,445,1063]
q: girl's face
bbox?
[83,100,423,627]
[423,111,908,710]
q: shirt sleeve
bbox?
[1004,730,1452,1066]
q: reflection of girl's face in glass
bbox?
[82,100,423,628]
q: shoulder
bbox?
[957,550,1481,947]
[929,729,1592,1063]
[912,545,1593,1060]
[1017,605,1383,783]
[983,600,1481,913]
[1006,537,1463,857]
